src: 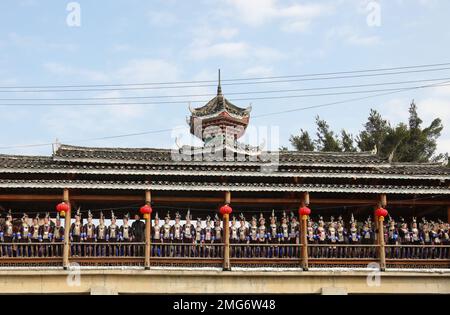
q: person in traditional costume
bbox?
[17,213,31,257]
[151,212,162,257]
[361,216,375,258]
[161,212,172,257]
[194,217,203,257]
[29,213,41,257]
[108,211,120,256]
[171,212,183,257]
[95,211,107,256]
[348,214,361,258]
[120,213,133,256]
[278,211,290,257]
[327,217,338,258]
[229,215,239,258]
[1,211,15,257]
[182,210,194,256]
[203,215,213,257]
[70,208,83,256]
[289,212,299,258]
[52,213,64,257]
[386,216,399,258]
[213,214,223,257]
[83,210,96,256]
[268,210,279,258]
[410,217,421,258]
[336,219,347,258]
[257,213,267,258]
[39,213,53,257]
[316,216,327,258]
[238,213,248,258]
[398,217,412,258]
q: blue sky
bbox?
[0,0,449,156]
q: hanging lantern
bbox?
[56,202,70,217]
[375,207,388,221]
[140,204,153,220]
[299,206,311,220]
[220,204,233,216]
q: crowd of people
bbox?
[0,208,449,259]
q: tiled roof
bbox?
[0,179,448,194]
[190,94,251,119]
[0,154,448,179]
[0,145,448,195]
[50,144,391,167]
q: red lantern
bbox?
[299,206,311,219]
[56,202,70,217]
[220,204,232,216]
[375,207,388,221]
[140,204,152,220]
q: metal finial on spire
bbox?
[217,68,222,96]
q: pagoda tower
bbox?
[188,70,252,145]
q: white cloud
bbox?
[147,10,178,27]
[225,0,333,32]
[43,62,109,82]
[189,41,250,59]
[327,27,382,46]
[114,59,179,83]
[242,66,274,77]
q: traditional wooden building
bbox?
[0,76,449,270]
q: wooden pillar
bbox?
[144,190,152,270]
[223,191,231,271]
[62,188,71,269]
[300,192,309,271]
[447,206,450,224]
[378,194,387,271]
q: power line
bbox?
[1,76,449,102]
[1,79,448,151]
[1,66,450,93]
[1,61,450,89]
[1,79,449,107]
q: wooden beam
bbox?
[0,194,449,206]
[448,206,450,224]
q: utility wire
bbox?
[1,79,450,107]
[1,76,449,102]
[1,66,450,93]
[1,61,449,89]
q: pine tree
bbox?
[289,129,315,151]
[315,116,342,152]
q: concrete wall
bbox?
[0,269,449,294]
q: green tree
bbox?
[315,116,342,152]
[288,101,445,163]
[341,130,357,152]
[356,109,390,154]
[289,129,315,151]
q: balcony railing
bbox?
[0,241,449,269]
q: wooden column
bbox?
[144,190,152,270]
[447,206,450,224]
[62,188,71,269]
[378,194,387,271]
[300,192,309,271]
[223,191,231,271]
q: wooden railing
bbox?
[0,242,449,269]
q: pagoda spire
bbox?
[217,68,222,96]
